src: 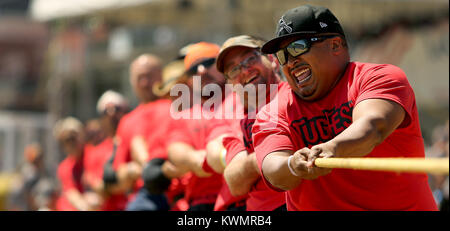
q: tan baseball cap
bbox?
[216,35,266,73]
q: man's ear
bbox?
[330,37,345,54]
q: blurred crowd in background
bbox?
[0,0,448,211]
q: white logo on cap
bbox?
[319,22,328,28]
[278,17,293,34]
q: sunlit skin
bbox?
[280,35,349,101]
[130,54,163,103]
[223,47,280,110]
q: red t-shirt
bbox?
[236,82,288,211]
[84,138,128,211]
[84,138,114,186]
[202,94,248,211]
[113,99,173,169]
[213,135,249,211]
[253,62,437,211]
[55,154,84,211]
[113,99,176,195]
[167,173,191,211]
[168,104,223,207]
[113,102,147,193]
[213,177,248,211]
[205,92,250,211]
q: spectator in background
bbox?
[7,143,53,210]
[426,120,449,210]
[31,178,58,211]
[53,117,93,211]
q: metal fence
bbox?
[0,110,60,176]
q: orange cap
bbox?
[184,42,220,70]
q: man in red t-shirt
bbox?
[252,4,437,210]
[214,35,287,211]
[112,54,178,211]
[203,93,249,211]
[167,42,229,211]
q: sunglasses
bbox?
[275,35,336,65]
[186,58,216,76]
[225,51,260,81]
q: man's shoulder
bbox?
[57,156,75,174]
[118,103,151,127]
[277,81,291,92]
[272,81,292,105]
[352,62,406,79]
[121,106,140,121]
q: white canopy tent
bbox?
[29,0,158,21]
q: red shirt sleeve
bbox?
[112,109,148,169]
[167,118,193,145]
[252,89,294,191]
[57,158,77,192]
[201,156,216,173]
[205,118,234,143]
[112,118,132,170]
[222,135,246,165]
[253,90,294,170]
[354,64,415,127]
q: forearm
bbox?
[161,160,185,179]
[84,173,104,194]
[66,189,91,211]
[206,135,227,174]
[91,179,105,195]
[131,136,149,166]
[168,142,212,177]
[224,151,260,196]
[168,142,203,173]
[116,163,141,191]
[261,150,301,191]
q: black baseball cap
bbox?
[261,5,346,54]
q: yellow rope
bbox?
[314,157,449,174]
